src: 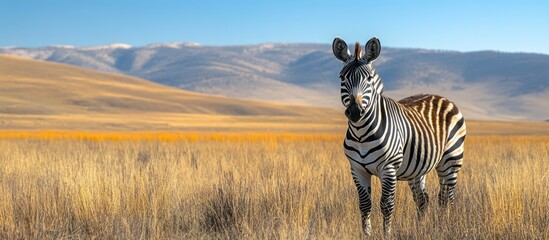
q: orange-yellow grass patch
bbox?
[0,130,340,142]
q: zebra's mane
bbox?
[354,42,361,61]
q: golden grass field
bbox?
[0,130,547,239]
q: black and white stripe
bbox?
[333,37,466,235]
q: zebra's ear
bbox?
[332,37,351,62]
[364,37,381,63]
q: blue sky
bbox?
[1,0,548,53]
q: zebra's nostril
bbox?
[345,108,351,117]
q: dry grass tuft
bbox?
[0,133,547,239]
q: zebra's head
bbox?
[332,37,381,123]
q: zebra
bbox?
[332,37,466,235]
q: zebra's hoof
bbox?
[383,227,392,237]
[362,219,371,235]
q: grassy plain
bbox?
[0,128,547,239]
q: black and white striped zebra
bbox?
[332,37,467,235]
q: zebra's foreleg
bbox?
[350,161,372,235]
[380,165,397,235]
[408,175,429,218]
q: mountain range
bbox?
[1,42,548,121]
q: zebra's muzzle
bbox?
[345,102,365,123]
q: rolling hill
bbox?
[0,54,340,116]
[1,43,548,121]
[0,55,342,131]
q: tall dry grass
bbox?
[0,134,547,239]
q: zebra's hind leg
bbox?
[408,175,429,218]
[436,139,465,206]
[350,161,373,235]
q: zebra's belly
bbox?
[395,150,442,180]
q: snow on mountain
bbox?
[49,45,77,49]
[80,43,133,51]
[145,42,201,49]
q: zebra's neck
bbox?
[370,68,384,94]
